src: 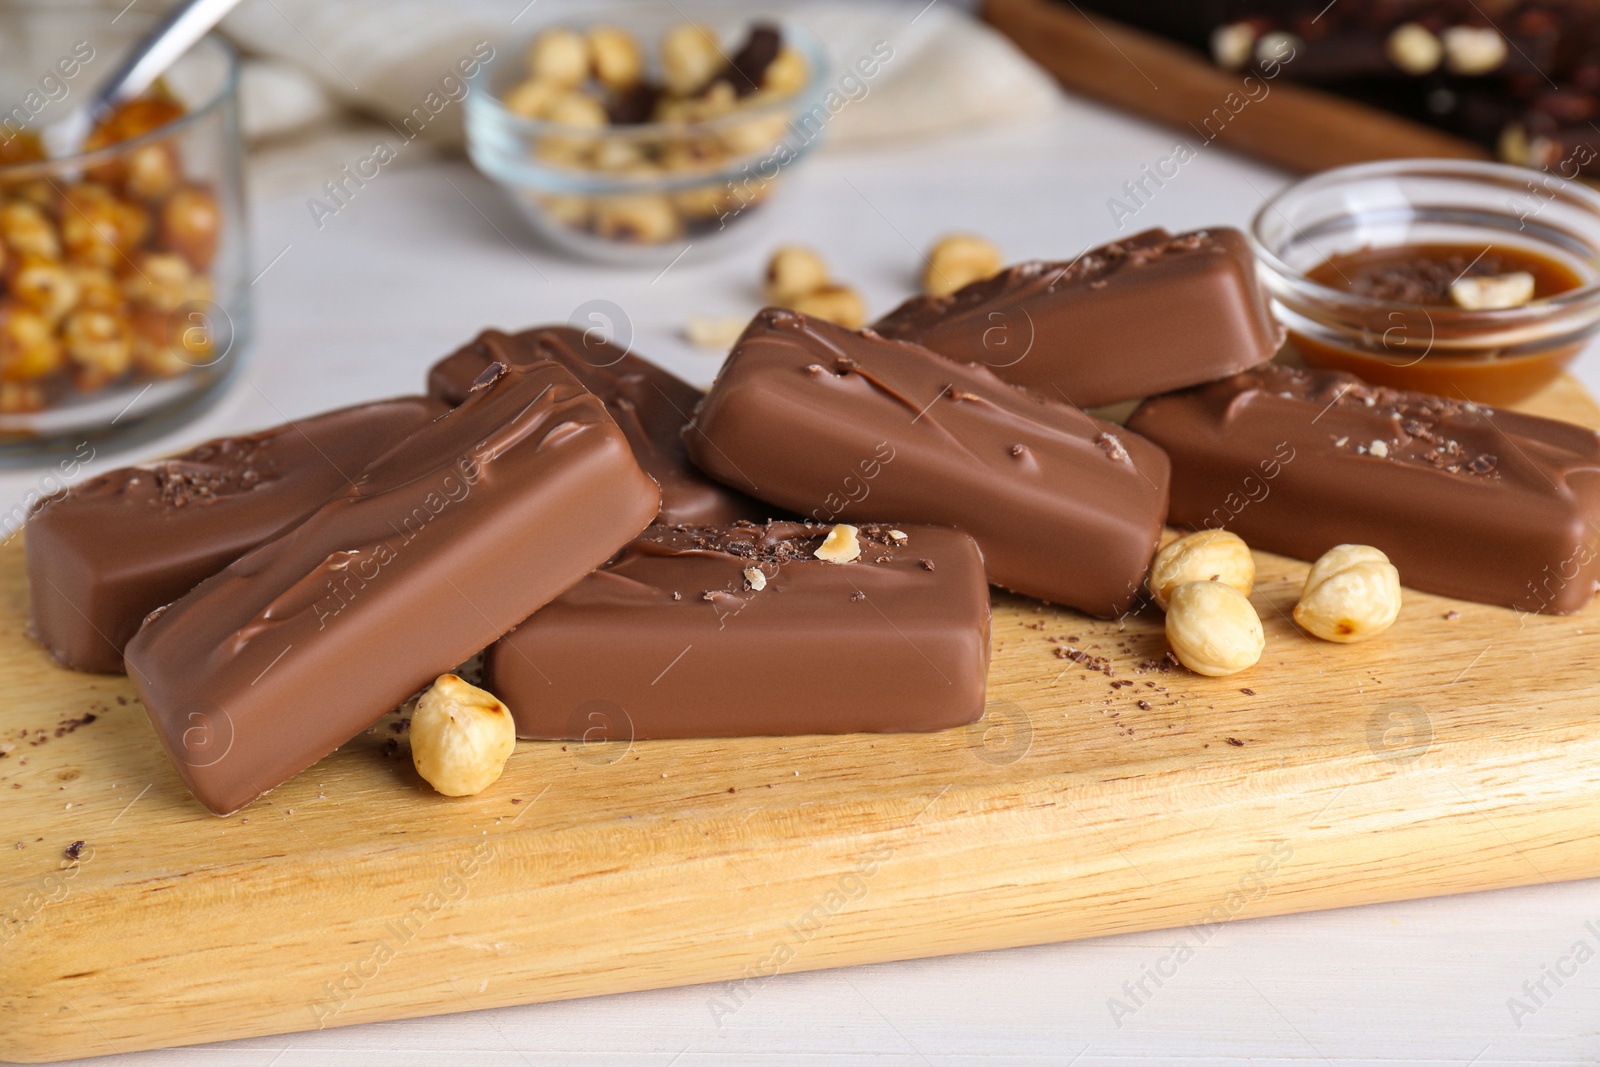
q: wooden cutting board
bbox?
[5,377,1600,1063]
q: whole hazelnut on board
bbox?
[1165,580,1264,677]
[662,23,723,97]
[923,234,1003,297]
[792,284,867,329]
[765,244,830,304]
[1148,529,1255,611]
[527,28,590,88]
[1293,544,1402,643]
[410,673,517,797]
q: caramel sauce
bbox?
[1293,242,1593,404]
[1308,243,1584,306]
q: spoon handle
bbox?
[93,0,246,112]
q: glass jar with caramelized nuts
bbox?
[467,5,831,265]
[0,8,245,457]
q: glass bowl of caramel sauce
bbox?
[1250,159,1600,404]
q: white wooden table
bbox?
[25,90,1600,1067]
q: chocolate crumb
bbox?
[1137,700,1151,710]
[1444,610,1460,620]
[727,786,736,793]
[851,591,866,601]
[919,559,935,571]
[64,840,85,860]
[1225,737,1245,747]
[1240,688,1255,695]
[511,798,522,804]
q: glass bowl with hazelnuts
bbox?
[0,6,246,458]
[466,7,831,265]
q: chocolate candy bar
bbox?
[26,397,446,673]
[684,309,1171,616]
[1126,363,1600,614]
[873,228,1283,409]
[488,522,991,739]
[125,360,660,814]
[429,326,764,524]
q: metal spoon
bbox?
[44,0,245,159]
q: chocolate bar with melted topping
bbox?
[1126,363,1600,614]
[684,309,1171,616]
[125,361,660,814]
[26,397,446,673]
[428,326,765,525]
[873,228,1283,408]
[488,522,991,739]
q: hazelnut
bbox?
[1254,31,1300,66]
[502,78,562,119]
[526,28,590,88]
[63,309,134,390]
[662,23,723,97]
[160,185,221,271]
[410,673,517,797]
[122,142,181,201]
[1449,271,1535,310]
[1165,580,1264,677]
[744,566,767,591]
[792,284,866,329]
[762,47,809,96]
[1210,22,1257,70]
[765,244,830,304]
[0,303,63,380]
[130,306,200,378]
[538,193,593,230]
[545,90,609,128]
[684,314,747,350]
[720,112,788,156]
[588,26,643,89]
[814,523,861,564]
[672,181,738,221]
[1443,26,1508,76]
[124,251,200,312]
[923,234,1003,297]
[1386,22,1443,75]
[1148,529,1255,611]
[1,199,61,260]
[71,265,124,312]
[11,255,81,322]
[593,193,681,244]
[588,138,646,172]
[61,184,150,269]
[1293,544,1402,643]
[0,379,44,413]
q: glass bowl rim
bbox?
[1248,157,1600,320]
[0,8,239,183]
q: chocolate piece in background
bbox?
[26,396,446,674]
[489,522,991,739]
[1127,363,1600,614]
[873,228,1282,409]
[685,309,1171,617]
[126,360,660,815]
[1070,0,1600,174]
[429,326,766,525]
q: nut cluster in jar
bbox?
[502,21,809,245]
[0,96,221,414]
